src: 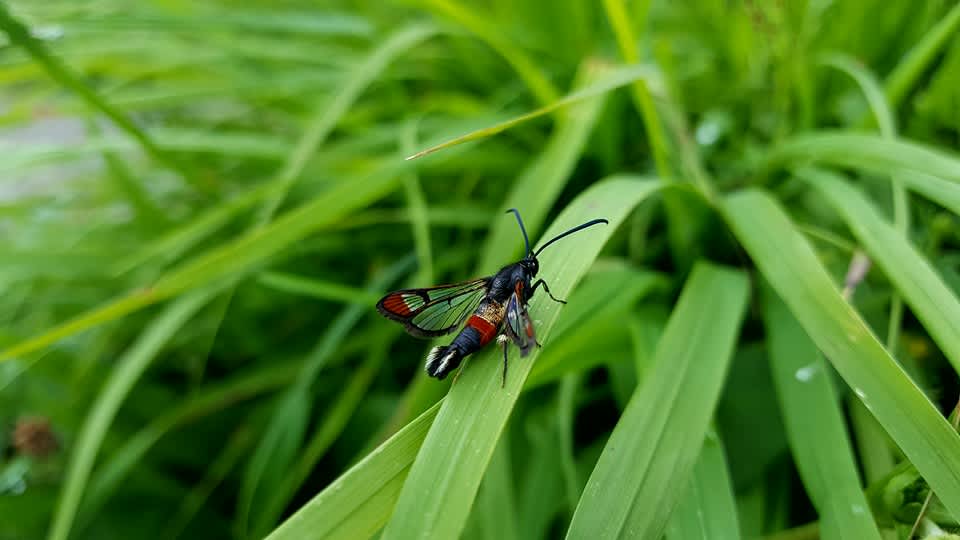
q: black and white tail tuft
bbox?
[425,345,462,380]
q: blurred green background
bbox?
[2,1,960,539]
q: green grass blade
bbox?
[722,189,960,519]
[664,431,742,540]
[803,169,960,374]
[477,61,610,270]
[48,288,218,540]
[265,402,442,540]
[406,63,652,161]
[380,177,662,540]
[258,272,381,305]
[0,166,404,361]
[256,331,394,531]
[257,23,437,221]
[883,1,960,109]
[241,256,413,536]
[820,54,896,136]
[762,286,882,540]
[566,262,748,540]
[0,2,201,192]
[602,0,674,181]
[765,132,960,183]
[79,361,301,527]
[893,169,960,217]
[420,0,558,105]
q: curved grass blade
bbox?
[380,177,662,540]
[478,60,610,270]
[765,132,960,183]
[565,262,748,540]
[664,431,741,540]
[803,169,960,375]
[762,286,882,540]
[257,22,437,221]
[893,169,960,217]
[255,331,396,532]
[722,189,960,520]
[265,402,442,540]
[819,54,896,136]
[883,1,960,109]
[48,287,219,540]
[406,63,653,161]
[420,0,557,106]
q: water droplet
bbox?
[794,364,817,382]
[852,504,865,515]
[854,388,867,400]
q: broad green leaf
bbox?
[803,169,960,375]
[722,189,960,520]
[664,432,741,540]
[380,177,662,540]
[763,286,882,540]
[566,262,748,540]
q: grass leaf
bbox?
[566,262,748,540]
[722,188,960,520]
[762,285,882,540]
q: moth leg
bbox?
[498,334,510,388]
[532,279,566,304]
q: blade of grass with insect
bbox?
[762,285,882,540]
[384,65,618,436]
[663,431,741,540]
[47,286,220,540]
[379,177,661,540]
[803,169,960,374]
[566,262,748,540]
[265,402,442,540]
[765,132,960,183]
[722,189,960,519]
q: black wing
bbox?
[376,278,489,338]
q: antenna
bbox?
[506,208,531,256]
[533,219,609,257]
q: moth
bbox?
[377,209,608,385]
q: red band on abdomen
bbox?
[467,315,497,346]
